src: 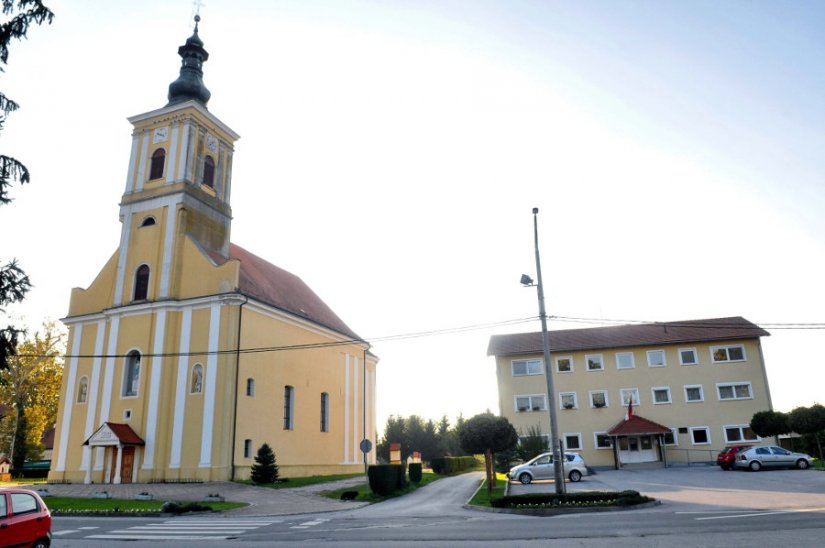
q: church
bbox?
[48,18,378,484]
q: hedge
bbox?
[408,462,422,483]
[367,464,407,496]
[491,490,652,509]
[430,456,478,475]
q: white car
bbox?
[734,445,813,471]
[508,452,588,483]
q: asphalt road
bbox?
[52,467,825,547]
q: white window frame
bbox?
[512,359,543,376]
[679,347,698,365]
[723,424,760,444]
[651,386,672,405]
[594,431,612,449]
[589,390,609,408]
[615,352,635,370]
[555,356,574,373]
[563,433,582,451]
[559,392,578,410]
[716,382,753,401]
[514,394,546,412]
[585,354,604,372]
[619,388,640,407]
[710,344,747,363]
[662,428,678,446]
[684,384,704,403]
[647,349,666,367]
[689,426,711,445]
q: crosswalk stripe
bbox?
[83,518,275,541]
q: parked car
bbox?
[0,488,52,548]
[716,444,754,470]
[508,452,588,483]
[734,445,813,472]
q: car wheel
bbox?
[519,472,532,484]
[796,459,810,470]
[568,470,582,482]
[720,465,729,471]
[32,539,50,548]
[749,460,762,472]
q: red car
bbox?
[717,444,754,470]
[0,488,52,548]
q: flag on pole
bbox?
[625,398,633,421]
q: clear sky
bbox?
[2,1,824,437]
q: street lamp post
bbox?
[522,207,565,494]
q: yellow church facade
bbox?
[49,21,377,484]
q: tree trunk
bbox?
[485,449,493,496]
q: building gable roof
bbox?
[209,243,361,341]
[487,316,768,357]
[83,422,145,446]
[607,414,673,436]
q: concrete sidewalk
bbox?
[19,476,370,516]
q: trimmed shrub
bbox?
[409,462,423,483]
[490,490,653,509]
[368,464,405,496]
[430,456,478,475]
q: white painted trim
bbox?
[135,131,149,192]
[166,124,179,184]
[112,211,133,306]
[352,356,359,464]
[169,306,192,469]
[56,324,82,472]
[142,310,166,469]
[177,121,191,182]
[128,99,241,141]
[99,317,119,424]
[159,202,176,298]
[343,354,350,464]
[124,134,139,193]
[200,303,221,467]
[81,321,106,473]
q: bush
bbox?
[250,443,279,484]
[161,501,212,514]
[368,464,406,496]
[490,490,652,509]
[409,462,422,483]
[430,456,478,475]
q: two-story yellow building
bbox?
[48,20,377,484]
[488,317,771,468]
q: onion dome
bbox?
[167,15,211,107]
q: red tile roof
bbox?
[487,316,768,356]
[209,243,361,340]
[607,414,672,436]
[106,422,145,445]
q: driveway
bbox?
[507,465,825,512]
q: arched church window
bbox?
[149,148,166,180]
[77,376,89,404]
[202,156,215,188]
[141,216,156,227]
[190,364,204,394]
[122,350,141,397]
[133,264,150,301]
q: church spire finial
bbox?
[166,14,211,108]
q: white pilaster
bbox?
[113,444,123,484]
[343,353,350,464]
[135,130,149,192]
[177,121,191,182]
[142,310,166,469]
[113,207,133,306]
[97,317,119,470]
[56,324,82,472]
[124,133,139,193]
[169,306,192,468]
[166,124,179,184]
[81,320,106,474]
[199,303,221,467]
[159,204,176,298]
[352,356,359,464]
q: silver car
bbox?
[734,445,813,471]
[508,452,588,483]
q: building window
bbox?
[652,386,672,404]
[555,356,573,373]
[190,363,203,394]
[77,376,89,403]
[711,344,746,363]
[283,385,294,430]
[149,148,165,180]
[690,426,711,445]
[663,428,678,446]
[246,378,255,396]
[717,382,753,401]
[244,439,252,459]
[320,392,330,432]
[563,433,582,451]
[512,359,543,376]
[594,432,612,449]
[647,349,666,367]
[585,354,604,371]
[122,350,141,397]
[684,384,704,403]
[616,352,635,369]
[133,264,150,301]
[202,155,215,188]
[724,424,759,443]
[620,388,640,406]
[589,390,608,408]
[679,348,698,365]
[559,392,577,410]
[140,216,156,227]
[515,394,546,412]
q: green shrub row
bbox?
[409,462,422,483]
[491,490,652,509]
[367,464,408,496]
[430,456,478,475]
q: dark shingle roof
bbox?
[214,243,360,340]
[487,317,768,356]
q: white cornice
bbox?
[128,100,240,141]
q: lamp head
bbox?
[520,274,534,286]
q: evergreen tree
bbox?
[250,443,279,484]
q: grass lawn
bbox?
[237,472,365,490]
[467,473,508,507]
[320,471,442,503]
[45,497,247,513]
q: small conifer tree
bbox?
[250,443,279,484]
